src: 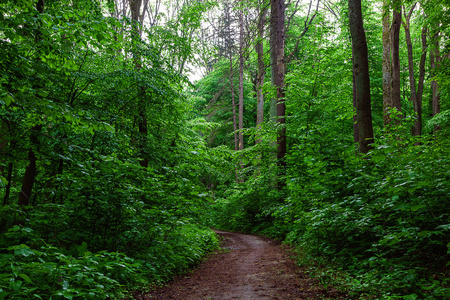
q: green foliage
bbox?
[0,0,219,298]
[0,225,218,299]
[283,126,450,298]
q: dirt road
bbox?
[136,230,346,299]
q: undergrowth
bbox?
[0,212,218,299]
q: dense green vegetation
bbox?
[1,0,449,299]
[0,0,218,298]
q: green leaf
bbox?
[18,273,33,284]
[0,176,8,186]
[77,242,88,256]
[410,204,426,212]
[62,280,69,290]
[371,153,385,163]
[37,90,49,98]
[2,95,13,106]
[437,224,450,231]
[14,245,34,257]
[10,280,23,292]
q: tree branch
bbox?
[286,0,320,64]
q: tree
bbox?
[348,0,374,153]
[270,0,287,173]
[382,0,392,126]
[238,2,244,153]
[255,1,267,132]
[391,0,402,118]
[402,3,426,136]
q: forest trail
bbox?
[136,230,346,299]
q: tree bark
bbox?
[391,1,402,116]
[402,3,425,136]
[270,0,286,172]
[352,58,358,144]
[238,6,244,152]
[230,51,239,183]
[402,4,420,135]
[415,25,427,136]
[382,0,392,125]
[230,53,238,152]
[348,0,374,153]
[19,125,42,206]
[256,3,266,136]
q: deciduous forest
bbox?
[0,0,449,298]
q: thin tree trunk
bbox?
[415,25,427,136]
[382,0,392,125]
[391,2,402,116]
[238,6,244,152]
[402,4,420,135]
[348,0,374,153]
[256,3,266,139]
[230,53,238,153]
[230,51,239,183]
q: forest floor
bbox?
[134,230,348,299]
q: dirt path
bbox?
[135,230,346,299]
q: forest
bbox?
[0,0,449,298]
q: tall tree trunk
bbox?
[270,0,286,175]
[431,32,441,131]
[348,0,374,153]
[230,53,238,153]
[382,0,392,125]
[402,4,420,135]
[230,51,239,183]
[238,6,244,152]
[256,3,266,139]
[391,1,402,117]
[415,25,427,136]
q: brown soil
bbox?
[135,230,347,299]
